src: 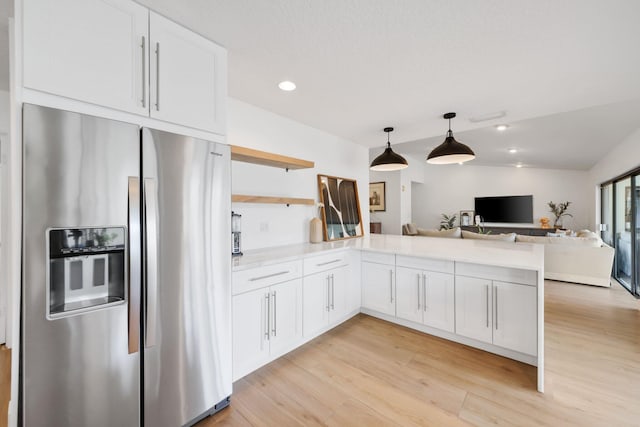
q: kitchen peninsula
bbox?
[232,234,545,392]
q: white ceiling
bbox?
[395,98,640,170]
[2,0,640,169]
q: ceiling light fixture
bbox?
[426,113,475,165]
[278,80,296,91]
[495,124,509,131]
[516,163,523,168]
[508,148,518,154]
[370,127,408,171]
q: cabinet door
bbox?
[269,279,303,358]
[303,272,330,338]
[328,266,349,323]
[23,0,149,115]
[455,276,492,344]
[361,262,396,316]
[423,272,455,333]
[149,12,227,134]
[492,281,537,356]
[395,267,423,323]
[232,288,270,381]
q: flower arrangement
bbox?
[548,201,572,228]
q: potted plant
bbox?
[439,213,457,230]
[548,201,572,228]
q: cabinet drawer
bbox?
[455,262,536,286]
[361,251,395,265]
[233,260,302,295]
[303,251,348,276]
[396,255,454,274]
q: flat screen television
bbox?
[474,195,533,223]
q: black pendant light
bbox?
[370,127,408,171]
[427,112,475,164]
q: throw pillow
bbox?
[417,227,461,238]
[461,230,516,242]
[405,223,418,236]
[576,229,598,239]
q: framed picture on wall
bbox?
[460,210,474,227]
[369,182,386,212]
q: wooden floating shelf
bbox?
[230,145,314,170]
[232,194,315,206]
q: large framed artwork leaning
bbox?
[318,174,364,241]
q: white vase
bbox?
[310,217,323,243]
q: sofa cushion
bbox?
[576,229,599,239]
[516,234,602,247]
[461,230,516,242]
[417,227,461,238]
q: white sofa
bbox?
[402,225,615,287]
[514,235,614,287]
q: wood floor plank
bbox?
[0,346,10,427]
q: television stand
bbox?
[461,225,552,236]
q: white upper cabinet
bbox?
[149,11,227,134]
[23,0,149,115]
[22,1,227,134]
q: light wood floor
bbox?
[0,345,10,427]
[200,281,640,427]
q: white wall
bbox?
[411,164,590,230]
[0,90,8,345]
[369,169,401,235]
[229,98,370,251]
[368,154,423,235]
[0,90,8,132]
[588,127,640,229]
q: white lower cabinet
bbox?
[361,261,396,316]
[492,281,537,355]
[396,267,454,332]
[455,276,537,356]
[232,278,302,381]
[303,265,348,337]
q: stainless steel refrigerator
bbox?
[21,104,232,426]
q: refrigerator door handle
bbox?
[127,177,141,354]
[144,178,159,348]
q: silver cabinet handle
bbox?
[389,270,394,303]
[127,177,141,354]
[330,274,335,310]
[494,286,498,330]
[272,291,277,337]
[317,259,341,267]
[265,293,271,341]
[143,178,159,348]
[485,284,489,328]
[140,36,146,108]
[326,276,330,312]
[416,274,421,310]
[249,271,289,281]
[155,42,160,111]
[423,273,427,311]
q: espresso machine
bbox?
[232,211,242,256]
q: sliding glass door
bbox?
[602,172,639,297]
[601,183,613,246]
[614,178,632,289]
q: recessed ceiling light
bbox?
[516,163,523,168]
[496,124,509,131]
[508,148,518,154]
[278,80,296,91]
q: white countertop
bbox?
[232,234,544,272]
